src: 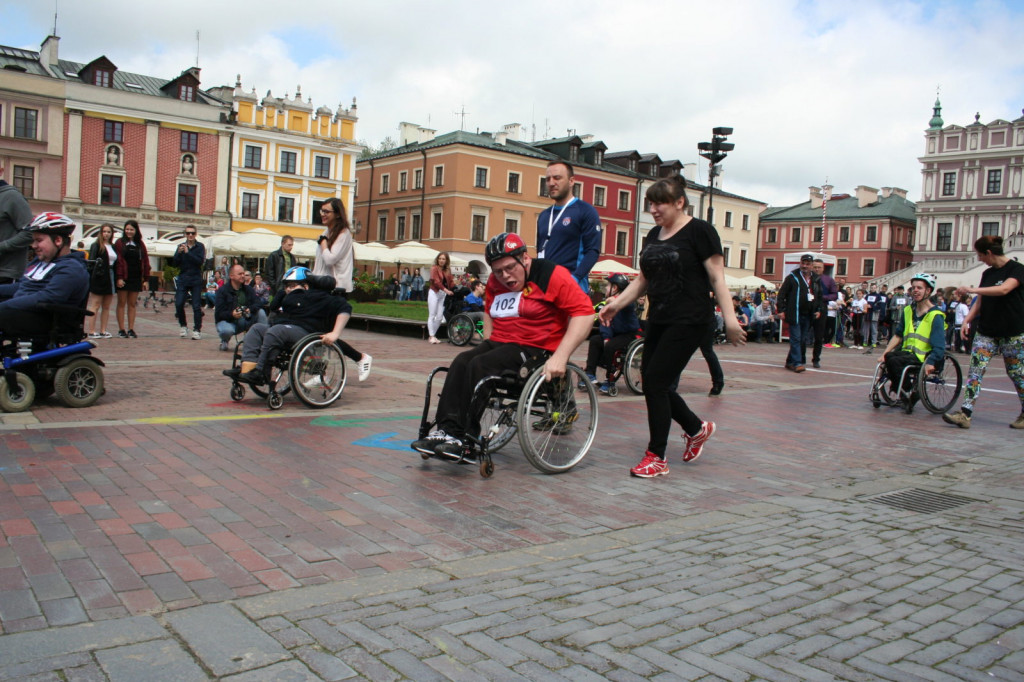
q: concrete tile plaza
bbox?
[1,310,1022,680]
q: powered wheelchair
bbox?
[417,354,599,478]
[0,304,105,412]
[868,354,963,415]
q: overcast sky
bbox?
[3,0,1022,207]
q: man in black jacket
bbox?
[214,264,267,350]
[776,253,825,372]
[265,235,295,295]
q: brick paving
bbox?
[1,310,1022,679]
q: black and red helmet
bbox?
[485,232,528,265]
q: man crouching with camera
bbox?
[214,263,267,351]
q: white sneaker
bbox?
[191,330,202,340]
[357,354,373,382]
[180,327,188,338]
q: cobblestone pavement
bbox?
[1,311,1022,680]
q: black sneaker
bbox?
[812,360,820,369]
[126,329,137,338]
[237,369,266,386]
[434,439,474,463]
[709,383,724,396]
[117,330,128,338]
[412,429,457,455]
[222,368,241,379]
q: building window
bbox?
[593,186,606,206]
[241,193,259,219]
[13,108,37,139]
[431,212,442,239]
[742,214,750,231]
[723,246,731,267]
[180,131,198,152]
[539,176,548,197]
[177,184,197,213]
[104,121,123,142]
[12,166,34,198]
[766,227,777,243]
[942,172,956,196]
[471,215,486,242]
[763,257,775,275]
[507,172,520,194]
[399,171,408,191]
[380,173,390,193]
[414,169,423,189]
[569,146,579,162]
[791,227,801,243]
[982,221,999,237]
[277,196,294,222]
[100,174,122,205]
[94,69,112,87]
[725,211,733,228]
[739,249,747,270]
[615,231,628,256]
[314,156,331,179]
[433,165,444,186]
[475,167,488,188]
[411,214,422,241]
[396,215,406,240]
[936,223,952,251]
[280,151,297,175]
[813,226,823,243]
[505,218,519,234]
[836,258,847,276]
[895,260,901,271]
[572,182,582,199]
[986,169,1002,194]
[839,225,850,242]
[244,145,262,169]
[865,225,878,242]
[862,259,874,277]
[178,84,195,102]
[311,199,326,225]
[377,214,387,241]
[618,190,630,211]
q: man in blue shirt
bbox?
[536,161,602,293]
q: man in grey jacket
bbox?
[0,166,34,284]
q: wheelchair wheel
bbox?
[624,340,643,395]
[251,365,290,400]
[54,358,104,408]
[267,391,284,410]
[918,355,963,414]
[517,364,598,474]
[448,313,476,347]
[869,364,896,408]
[289,336,346,408]
[230,383,245,402]
[478,394,517,454]
[0,372,35,413]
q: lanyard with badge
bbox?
[539,197,576,258]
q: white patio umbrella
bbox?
[290,238,320,259]
[735,275,776,290]
[353,241,394,262]
[590,259,640,277]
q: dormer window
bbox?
[94,69,112,87]
[569,146,579,162]
[179,84,195,102]
[594,150,603,165]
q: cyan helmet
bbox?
[282,266,312,283]
[910,272,937,291]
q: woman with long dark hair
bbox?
[599,175,744,478]
[114,219,150,338]
[311,197,372,381]
[427,252,453,344]
[943,235,1024,429]
[87,223,118,338]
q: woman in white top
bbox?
[87,223,118,338]
[311,197,372,381]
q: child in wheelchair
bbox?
[581,273,640,395]
[876,273,946,408]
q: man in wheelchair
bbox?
[412,233,594,459]
[226,266,351,386]
[0,212,88,336]
[582,273,640,395]
[877,272,945,407]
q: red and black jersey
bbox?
[485,259,594,351]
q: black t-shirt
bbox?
[273,288,349,333]
[977,259,1024,338]
[640,218,722,325]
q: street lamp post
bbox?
[697,127,734,225]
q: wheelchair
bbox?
[417,354,599,478]
[448,311,484,346]
[869,354,963,415]
[0,304,105,412]
[226,333,348,410]
[582,335,644,397]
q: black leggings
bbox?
[585,332,634,378]
[643,322,705,457]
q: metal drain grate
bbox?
[864,488,978,513]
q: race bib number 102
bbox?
[490,291,522,318]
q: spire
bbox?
[928,94,943,130]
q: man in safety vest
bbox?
[877,272,946,403]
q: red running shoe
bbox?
[630,451,669,478]
[682,421,716,462]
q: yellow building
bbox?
[209,78,360,240]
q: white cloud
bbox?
[3,0,1022,207]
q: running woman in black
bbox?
[599,176,745,477]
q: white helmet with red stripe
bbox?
[26,212,76,238]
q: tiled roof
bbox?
[0,46,51,76]
[760,194,916,222]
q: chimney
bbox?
[890,187,908,199]
[502,123,523,141]
[398,122,435,145]
[855,185,879,208]
[822,184,833,201]
[494,131,507,145]
[38,35,59,74]
[682,163,697,181]
[880,187,892,198]
[809,186,823,209]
